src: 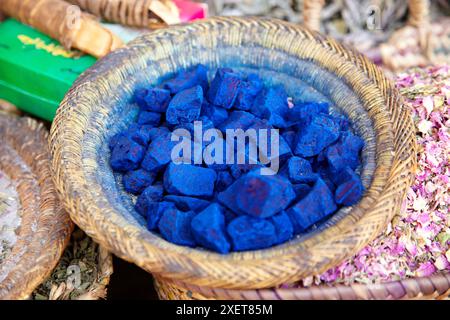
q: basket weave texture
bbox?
[0,113,73,300]
[50,17,416,290]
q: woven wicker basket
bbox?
[50,17,416,291]
[0,111,73,300]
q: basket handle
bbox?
[303,0,430,31]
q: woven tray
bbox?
[50,17,416,290]
[0,112,73,300]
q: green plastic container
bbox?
[0,19,96,121]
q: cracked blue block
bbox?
[326,131,364,172]
[281,130,297,151]
[218,111,256,133]
[134,184,165,217]
[164,163,217,197]
[158,208,196,247]
[109,132,126,151]
[147,201,176,230]
[191,203,230,254]
[147,127,170,140]
[250,85,290,128]
[294,114,340,157]
[122,169,156,194]
[223,208,238,223]
[166,85,203,125]
[163,64,208,94]
[227,216,277,251]
[135,87,171,113]
[218,171,296,218]
[270,211,294,244]
[126,124,152,146]
[287,156,318,184]
[207,68,242,109]
[215,171,234,192]
[164,195,210,212]
[334,167,364,206]
[141,132,178,173]
[201,101,229,126]
[287,178,337,233]
[137,111,161,126]
[287,101,329,123]
[293,183,312,200]
[234,73,263,111]
[110,136,145,172]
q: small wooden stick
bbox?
[303,0,325,32]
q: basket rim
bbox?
[156,271,450,300]
[50,17,416,289]
[0,113,73,299]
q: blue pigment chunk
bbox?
[163,64,208,94]
[147,127,170,140]
[164,195,210,212]
[287,156,318,184]
[166,86,203,125]
[147,201,176,230]
[270,211,294,244]
[334,167,364,206]
[287,178,337,233]
[135,87,171,113]
[287,101,329,122]
[134,184,165,217]
[281,130,297,151]
[109,132,126,151]
[141,132,177,173]
[201,101,228,126]
[163,163,217,197]
[223,209,238,223]
[207,68,242,109]
[251,85,290,128]
[234,74,263,111]
[191,203,230,254]
[326,131,364,172]
[227,216,277,251]
[215,171,234,192]
[294,114,340,157]
[110,136,145,172]
[293,183,312,200]
[137,111,161,126]
[158,209,196,246]
[218,111,256,133]
[218,171,296,218]
[122,169,155,194]
[126,124,152,146]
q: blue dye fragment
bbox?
[163,64,208,94]
[326,131,364,172]
[158,209,196,246]
[201,101,228,126]
[141,132,178,173]
[163,163,217,197]
[334,167,364,206]
[110,136,145,172]
[218,171,296,218]
[218,110,256,132]
[135,87,171,113]
[191,203,230,254]
[164,195,210,212]
[147,201,176,231]
[137,111,161,126]
[122,169,155,194]
[166,86,203,125]
[287,178,337,233]
[294,114,340,157]
[134,184,165,217]
[251,85,290,128]
[215,171,234,192]
[234,74,263,111]
[293,184,312,200]
[126,124,152,146]
[207,68,242,109]
[270,211,294,244]
[287,156,318,184]
[227,216,277,251]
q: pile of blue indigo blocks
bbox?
[109,64,365,254]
